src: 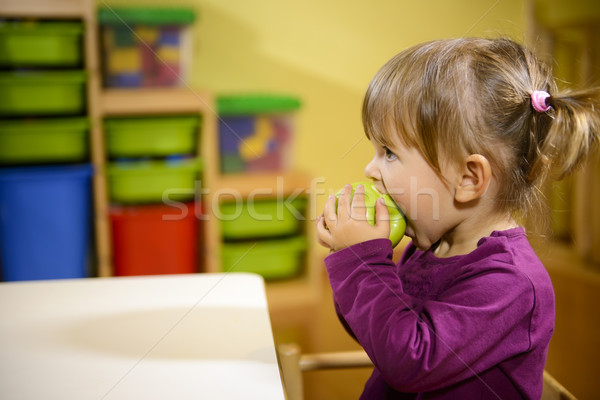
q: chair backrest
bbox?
[278,344,375,400]
[278,343,304,400]
[541,370,578,400]
[277,344,577,400]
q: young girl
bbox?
[317,38,600,399]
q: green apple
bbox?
[336,181,406,247]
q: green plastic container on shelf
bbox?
[217,95,302,116]
[0,71,87,116]
[98,7,196,25]
[0,21,83,67]
[104,116,199,157]
[0,118,88,164]
[107,158,202,203]
[221,236,306,280]
[220,197,307,239]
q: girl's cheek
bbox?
[390,192,408,214]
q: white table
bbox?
[0,273,285,400]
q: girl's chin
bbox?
[405,229,432,251]
[404,228,420,247]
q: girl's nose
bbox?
[364,158,381,180]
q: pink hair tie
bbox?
[531,90,551,113]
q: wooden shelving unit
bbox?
[526,2,600,396]
[101,87,217,115]
[0,0,321,315]
[0,0,86,18]
[99,87,220,277]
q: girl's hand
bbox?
[316,184,391,252]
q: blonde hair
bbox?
[363,37,600,224]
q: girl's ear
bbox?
[454,154,492,203]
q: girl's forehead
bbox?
[370,123,413,150]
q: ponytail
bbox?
[532,88,600,183]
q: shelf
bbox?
[101,88,215,116]
[0,0,322,317]
[214,171,315,199]
[0,0,84,18]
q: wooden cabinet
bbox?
[527,2,600,396]
[98,88,218,276]
[0,0,321,314]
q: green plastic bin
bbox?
[107,159,202,203]
[104,116,199,157]
[0,118,88,164]
[0,71,87,116]
[220,197,306,239]
[0,21,83,67]
[221,236,306,280]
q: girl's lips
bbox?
[373,183,387,195]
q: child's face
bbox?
[364,138,460,251]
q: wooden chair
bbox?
[277,344,577,400]
[541,370,578,400]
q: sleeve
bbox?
[324,239,534,392]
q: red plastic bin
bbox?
[110,202,198,276]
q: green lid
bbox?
[0,117,88,133]
[0,21,83,34]
[217,95,302,116]
[104,116,198,130]
[108,158,202,174]
[98,7,196,25]
[0,70,86,83]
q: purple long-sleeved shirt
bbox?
[325,227,555,399]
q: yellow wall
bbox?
[104,0,526,191]
[189,0,525,189]
[103,0,526,253]
[186,0,525,260]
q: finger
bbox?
[323,194,337,226]
[316,215,333,249]
[317,213,329,231]
[337,184,353,220]
[350,184,367,222]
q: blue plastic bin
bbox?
[0,164,93,281]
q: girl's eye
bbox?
[384,147,398,161]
